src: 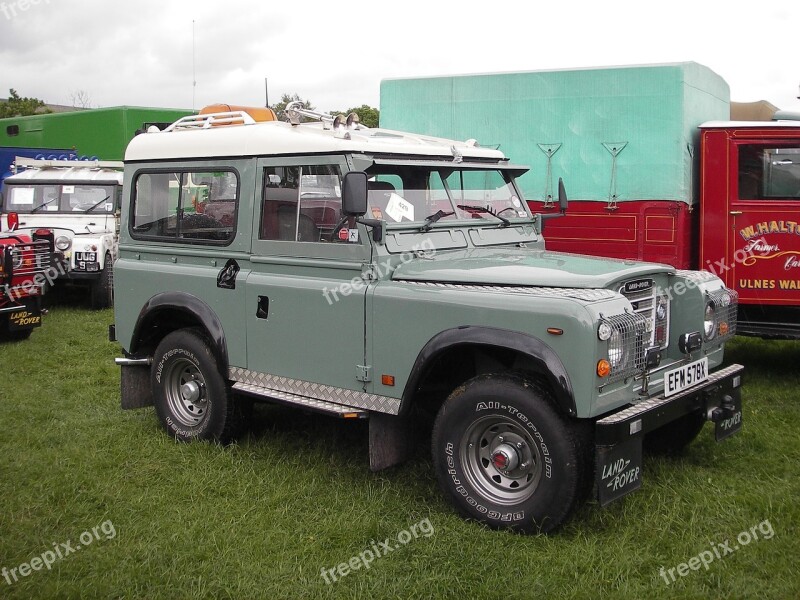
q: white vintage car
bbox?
[1,157,123,308]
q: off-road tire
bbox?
[644,410,706,455]
[432,373,587,534]
[90,253,114,309]
[151,328,245,443]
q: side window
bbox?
[260,165,345,242]
[738,144,800,200]
[132,170,238,243]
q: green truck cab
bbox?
[112,104,743,533]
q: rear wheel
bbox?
[432,373,587,533]
[90,253,114,309]
[151,329,245,443]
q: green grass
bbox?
[1,306,799,599]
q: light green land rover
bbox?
[111,103,743,533]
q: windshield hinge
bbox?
[356,364,372,382]
[362,263,378,281]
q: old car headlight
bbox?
[55,235,72,251]
[703,301,716,340]
[608,329,625,368]
[598,321,613,341]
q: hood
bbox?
[391,247,674,289]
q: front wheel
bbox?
[432,374,587,534]
[151,329,245,443]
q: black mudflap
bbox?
[596,434,643,507]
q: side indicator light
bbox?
[597,359,611,378]
[547,328,564,336]
[381,374,395,386]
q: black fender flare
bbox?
[130,291,229,370]
[400,326,576,416]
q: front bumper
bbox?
[594,363,744,506]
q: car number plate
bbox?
[663,357,708,398]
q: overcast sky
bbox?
[1,0,798,114]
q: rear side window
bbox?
[132,170,239,243]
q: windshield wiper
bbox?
[31,198,57,212]
[82,196,110,213]
[419,210,455,232]
[456,204,511,227]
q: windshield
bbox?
[365,166,529,225]
[6,184,118,214]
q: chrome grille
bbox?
[619,278,669,349]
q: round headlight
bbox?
[598,322,613,341]
[55,235,71,251]
[608,329,625,368]
[704,302,716,340]
[656,303,667,321]
[12,251,23,269]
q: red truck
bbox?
[0,229,53,341]
[537,120,800,339]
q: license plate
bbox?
[663,357,709,398]
[8,308,42,331]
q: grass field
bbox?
[1,305,799,599]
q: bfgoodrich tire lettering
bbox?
[432,373,586,533]
[151,328,244,443]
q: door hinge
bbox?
[356,365,372,382]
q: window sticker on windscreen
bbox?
[385,193,414,222]
[13,187,34,205]
[63,185,75,194]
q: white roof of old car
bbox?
[6,166,123,184]
[125,119,508,162]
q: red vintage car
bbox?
[0,228,53,341]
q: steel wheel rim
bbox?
[164,357,209,428]
[460,415,543,505]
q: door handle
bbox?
[730,211,743,216]
[256,296,269,319]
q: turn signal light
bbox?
[597,359,611,378]
[719,322,729,336]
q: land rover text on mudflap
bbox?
[1,157,123,309]
[112,104,744,533]
[0,230,52,340]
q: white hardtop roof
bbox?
[125,118,508,163]
[700,120,800,129]
[5,166,123,184]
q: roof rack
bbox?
[14,157,123,170]
[164,111,257,132]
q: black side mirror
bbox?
[557,177,568,213]
[539,178,569,233]
[342,171,368,216]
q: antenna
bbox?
[265,78,269,108]
[192,20,197,110]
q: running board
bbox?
[232,381,367,419]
